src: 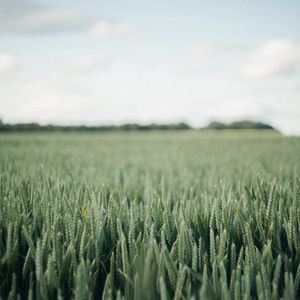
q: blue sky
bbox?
[0,0,300,133]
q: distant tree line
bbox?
[204,120,275,130]
[0,119,276,132]
[0,120,191,132]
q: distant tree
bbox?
[205,120,275,130]
[206,121,227,129]
[228,120,274,130]
[0,121,192,132]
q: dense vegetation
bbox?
[0,120,191,132]
[0,131,299,299]
[205,120,275,130]
[0,119,276,132]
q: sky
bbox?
[0,0,300,134]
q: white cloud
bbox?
[0,0,94,34]
[0,0,135,37]
[0,53,19,75]
[11,10,92,34]
[189,44,248,59]
[239,39,300,79]
[68,55,110,73]
[90,21,135,38]
[176,44,248,75]
[189,46,214,59]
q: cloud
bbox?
[239,39,300,79]
[0,53,19,76]
[0,0,94,34]
[0,0,41,16]
[189,44,248,59]
[176,44,249,75]
[0,0,135,36]
[68,55,110,73]
[189,46,215,60]
[90,21,136,38]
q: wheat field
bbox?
[0,131,300,299]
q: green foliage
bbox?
[205,120,276,130]
[0,131,299,299]
[0,121,191,132]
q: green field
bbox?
[0,131,300,299]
